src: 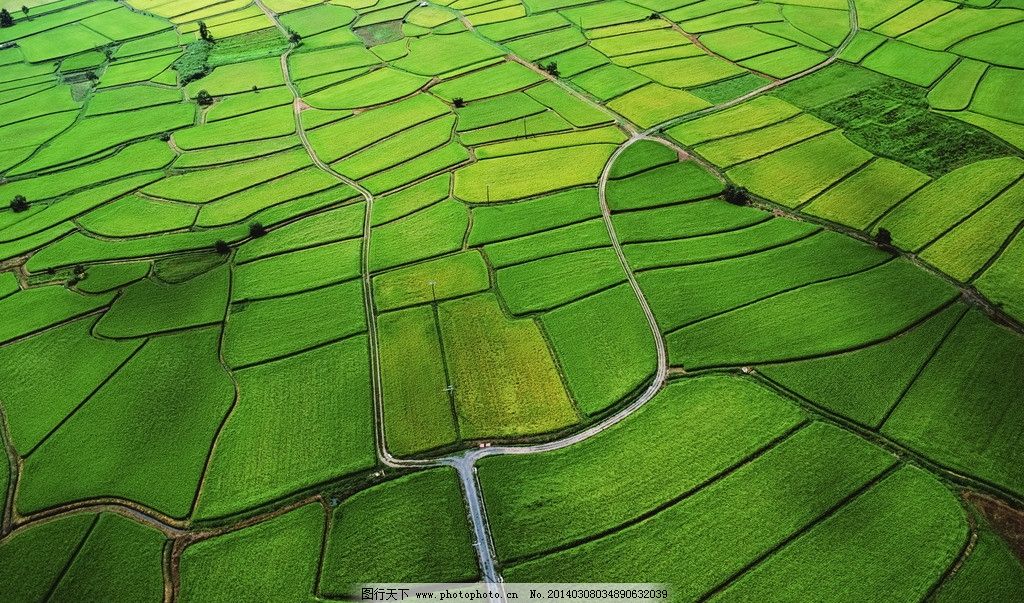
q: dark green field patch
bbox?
[780,67,1018,177]
[320,468,478,594]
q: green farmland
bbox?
[2,0,1024,599]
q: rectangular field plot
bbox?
[17,328,234,519]
[883,310,1024,498]
[484,219,610,268]
[479,376,807,562]
[759,303,965,428]
[468,187,602,245]
[503,421,899,599]
[877,156,1024,252]
[495,247,625,314]
[374,250,490,311]
[667,259,958,368]
[859,39,957,87]
[623,217,818,271]
[611,199,768,243]
[540,284,656,416]
[711,466,966,603]
[802,158,930,230]
[379,306,459,456]
[607,83,711,128]
[694,113,835,168]
[179,504,324,601]
[232,238,362,301]
[320,469,478,594]
[437,293,579,439]
[726,131,873,208]
[639,230,887,333]
[606,161,724,211]
[194,336,375,520]
[223,278,366,368]
[454,144,616,201]
[667,95,803,145]
[370,200,469,271]
[919,179,1024,282]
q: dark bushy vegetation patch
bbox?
[249,222,267,238]
[723,184,749,206]
[778,66,1016,178]
[173,39,213,84]
[354,21,403,47]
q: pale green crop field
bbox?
[1,0,1023,599]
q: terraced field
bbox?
[1,0,1023,600]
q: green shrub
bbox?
[172,40,212,84]
[724,184,749,206]
[248,222,267,238]
[198,21,214,43]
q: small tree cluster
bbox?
[723,184,749,206]
[198,20,214,42]
[68,265,86,287]
[10,194,28,213]
[541,62,559,77]
[214,239,231,255]
[287,28,301,44]
[249,222,267,238]
[452,97,466,108]
[874,227,893,248]
[21,5,28,17]
[648,11,660,19]
[195,89,214,106]
[0,9,14,28]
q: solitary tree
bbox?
[288,29,301,44]
[252,85,259,93]
[213,239,231,255]
[723,184,749,206]
[0,9,13,27]
[249,222,267,238]
[10,195,28,212]
[452,97,466,108]
[195,89,214,106]
[874,227,893,247]
[542,61,560,77]
[198,20,214,42]
[21,5,28,17]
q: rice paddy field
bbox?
[0,0,1023,599]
